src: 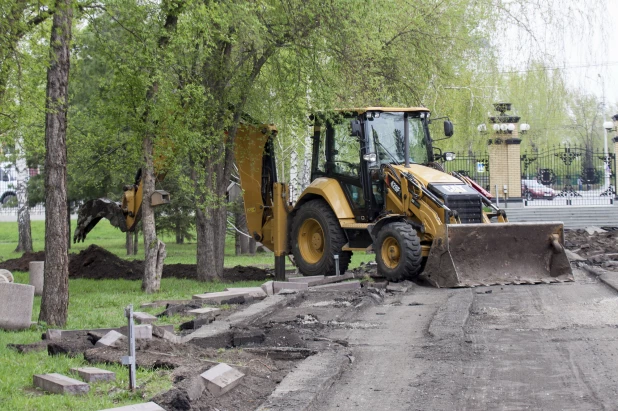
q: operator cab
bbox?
[311,108,451,223]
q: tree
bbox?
[39,0,72,326]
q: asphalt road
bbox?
[317,269,618,411]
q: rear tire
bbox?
[375,222,422,282]
[291,199,351,276]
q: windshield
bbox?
[367,112,428,165]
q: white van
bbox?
[0,163,17,205]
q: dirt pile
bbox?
[564,229,618,270]
[0,245,271,282]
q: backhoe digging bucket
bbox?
[421,222,573,287]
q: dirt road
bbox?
[316,269,618,410]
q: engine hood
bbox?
[391,164,462,186]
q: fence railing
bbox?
[442,153,490,192]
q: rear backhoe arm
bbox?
[73,168,169,243]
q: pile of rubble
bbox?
[6,270,398,410]
[564,227,618,270]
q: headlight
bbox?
[444,152,456,161]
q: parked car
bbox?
[0,162,17,205]
[522,179,555,200]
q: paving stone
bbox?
[386,283,408,293]
[367,281,388,289]
[98,401,165,410]
[133,312,158,325]
[33,373,89,395]
[288,275,325,285]
[233,329,265,347]
[277,289,299,295]
[0,269,13,283]
[260,281,274,296]
[133,324,153,339]
[224,287,267,298]
[70,367,116,382]
[200,363,245,397]
[95,330,127,348]
[140,299,193,308]
[192,289,264,304]
[0,283,35,330]
[310,281,361,291]
[151,324,175,338]
[273,281,308,293]
[186,307,221,316]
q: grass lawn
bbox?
[0,219,375,410]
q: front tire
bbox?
[291,199,351,276]
[375,222,422,282]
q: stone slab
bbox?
[224,287,267,298]
[233,330,265,346]
[600,273,618,294]
[273,281,309,293]
[261,281,274,296]
[29,261,44,296]
[33,373,90,395]
[45,325,172,341]
[565,249,586,262]
[140,299,193,308]
[70,367,116,382]
[288,275,325,285]
[193,289,265,304]
[200,363,244,397]
[585,226,607,235]
[0,274,8,283]
[95,330,127,348]
[0,282,34,330]
[133,312,158,325]
[307,272,356,287]
[0,269,13,283]
[98,402,165,411]
[310,281,361,291]
[187,307,220,316]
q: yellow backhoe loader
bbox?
[75,107,573,287]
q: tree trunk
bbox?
[142,137,166,293]
[39,0,72,327]
[195,204,226,281]
[14,138,32,253]
[126,231,133,255]
[133,228,139,255]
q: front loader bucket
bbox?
[421,222,573,288]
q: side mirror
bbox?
[444,120,454,137]
[350,120,363,137]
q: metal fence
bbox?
[521,146,616,207]
[442,153,490,192]
[0,203,45,215]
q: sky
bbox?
[496,0,618,112]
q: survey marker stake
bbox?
[122,304,137,390]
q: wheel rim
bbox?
[381,237,401,269]
[298,218,325,264]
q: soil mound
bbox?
[564,229,618,268]
[0,245,270,282]
[0,251,45,272]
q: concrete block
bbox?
[233,330,265,346]
[288,275,324,285]
[140,299,193,308]
[200,363,245,397]
[273,281,308,293]
[133,312,157,325]
[193,289,263,304]
[133,324,152,339]
[70,367,116,382]
[260,280,274,296]
[187,307,220,316]
[95,330,127,348]
[29,261,44,296]
[0,282,34,330]
[0,269,13,283]
[310,281,361,291]
[0,274,8,283]
[386,283,408,293]
[98,402,165,410]
[224,287,267,299]
[33,373,89,395]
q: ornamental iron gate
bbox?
[520,146,616,206]
[442,153,490,192]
